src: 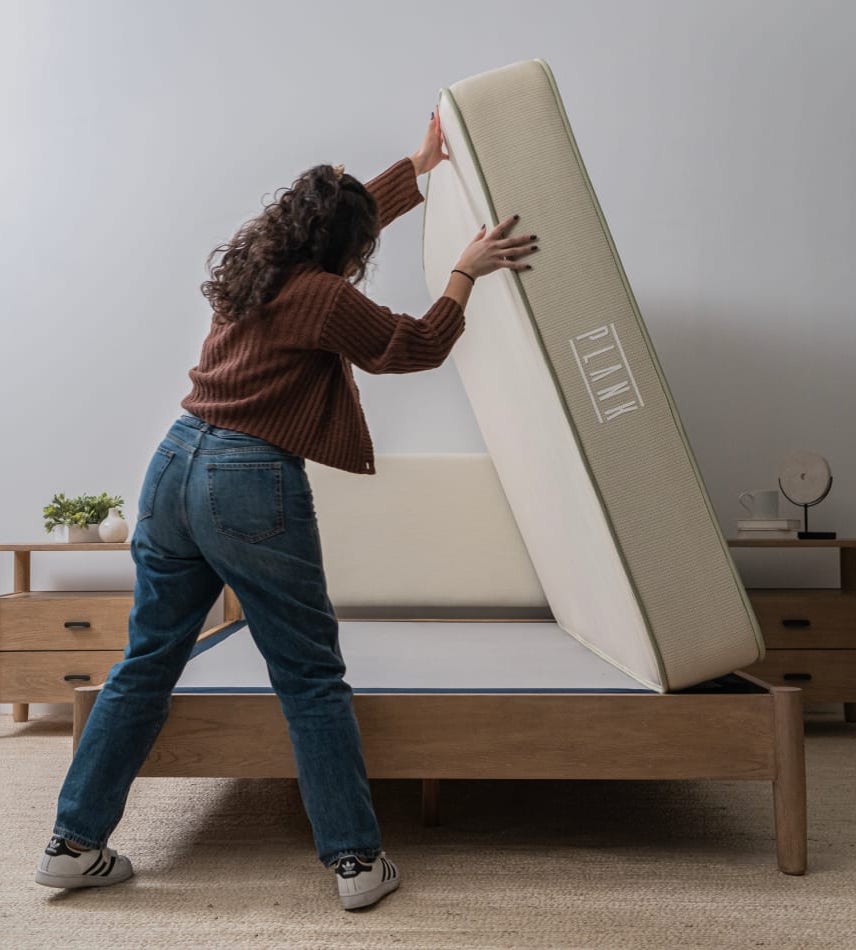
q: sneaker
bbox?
[334,851,400,910]
[35,835,134,889]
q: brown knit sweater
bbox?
[181,157,465,474]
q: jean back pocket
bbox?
[207,461,286,543]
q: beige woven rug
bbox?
[1,707,854,949]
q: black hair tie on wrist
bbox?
[451,268,475,284]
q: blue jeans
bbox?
[53,414,382,867]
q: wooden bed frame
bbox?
[73,589,807,876]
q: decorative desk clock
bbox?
[778,450,835,540]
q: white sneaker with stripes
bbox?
[334,851,400,910]
[35,835,134,888]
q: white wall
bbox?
[2,0,854,668]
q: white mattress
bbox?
[176,621,650,693]
[422,60,764,692]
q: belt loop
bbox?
[182,412,213,433]
[188,420,207,456]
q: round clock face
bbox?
[778,450,833,506]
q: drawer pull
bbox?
[63,674,92,682]
[783,673,812,682]
[64,621,92,630]
[781,618,811,629]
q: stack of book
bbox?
[736,519,801,540]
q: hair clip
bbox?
[332,164,345,181]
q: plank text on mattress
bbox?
[569,324,645,424]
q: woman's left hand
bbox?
[410,106,448,176]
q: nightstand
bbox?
[728,538,856,722]
[0,543,133,723]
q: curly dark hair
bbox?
[201,164,380,322]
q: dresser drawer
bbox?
[0,650,124,702]
[0,592,133,650]
[746,590,856,648]
[739,649,856,702]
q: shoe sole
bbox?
[35,866,134,889]
[340,876,400,911]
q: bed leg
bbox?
[844,703,856,724]
[421,779,440,826]
[223,585,243,622]
[12,703,29,723]
[73,687,100,754]
[772,687,807,875]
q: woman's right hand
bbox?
[454,215,538,279]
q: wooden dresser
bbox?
[0,543,132,722]
[729,538,856,722]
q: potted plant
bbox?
[43,492,125,543]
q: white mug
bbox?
[738,489,780,519]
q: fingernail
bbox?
[530,234,537,240]
[526,265,533,270]
[480,223,486,229]
[431,112,434,119]
[532,245,539,250]
[514,214,520,220]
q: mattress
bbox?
[422,59,764,692]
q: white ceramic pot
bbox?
[98,507,129,543]
[52,525,103,543]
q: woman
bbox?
[35,109,539,910]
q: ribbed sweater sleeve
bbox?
[363,157,425,228]
[317,280,465,374]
